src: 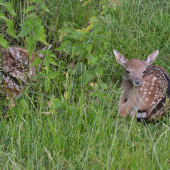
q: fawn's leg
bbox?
[129,106,137,118]
[118,81,132,106]
[119,90,127,105]
[119,99,135,117]
[118,87,136,117]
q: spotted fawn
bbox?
[0,45,51,98]
[113,50,170,122]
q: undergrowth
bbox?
[0,0,170,169]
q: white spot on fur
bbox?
[152,77,157,81]
[152,101,156,105]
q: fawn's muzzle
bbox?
[133,78,141,86]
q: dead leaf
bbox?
[41,112,50,115]
[64,91,68,100]
[47,101,52,107]
[8,98,16,108]
[110,0,120,6]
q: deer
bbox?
[113,50,170,122]
[0,45,52,100]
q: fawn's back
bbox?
[0,47,31,97]
[134,65,170,121]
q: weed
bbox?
[0,0,170,169]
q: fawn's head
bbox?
[8,45,52,80]
[113,50,159,86]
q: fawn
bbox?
[113,50,170,122]
[0,45,51,98]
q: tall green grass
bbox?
[1,0,170,169]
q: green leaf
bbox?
[85,43,93,54]
[81,70,93,85]
[36,72,44,79]
[71,44,82,58]
[102,40,108,50]
[111,3,117,11]
[39,3,51,14]
[6,20,14,28]
[48,57,58,66]
[82,0,92,7]
[25,13,36,20]
[35,17,43,26]
[101,83,108,90]
[59,27,72,34]
[0,13,8,21]
[22,18,34,26]
[75,62,85,75]
[26,34,36,45]
[51,99,66,110]
[19,99,29,108]
[50,53,57,58]
[6,28,19,40]
[29,58,41,67]
[2,2,17,17]
[39,50,46,55]
[0,34,8,49]
[48,71,58,79]
[87,55,98,65]
[45,78,50,91]
[26,35,36,58]
[70,31,82,40]
[43,57,50,68]
[95,67,103,76]
[101,4,109,15]
[55,40,73,53]
[23,6,36,15]
[39,50,56,60]
[36,33,49,46]
[18,25,32,37]
[30,0,43,3]
[24,5,36,15]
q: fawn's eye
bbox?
[143,70,146,74]
[126,70,130,74]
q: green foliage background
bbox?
[0,0,170,169]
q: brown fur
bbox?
[114,50,170,121]
[0,45,51,98]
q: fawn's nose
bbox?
[133,78,141,87]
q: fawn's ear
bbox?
[143,50,159,66]
[8,47,23,63]
[113,50,128,67]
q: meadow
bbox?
[1,0,170,169]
